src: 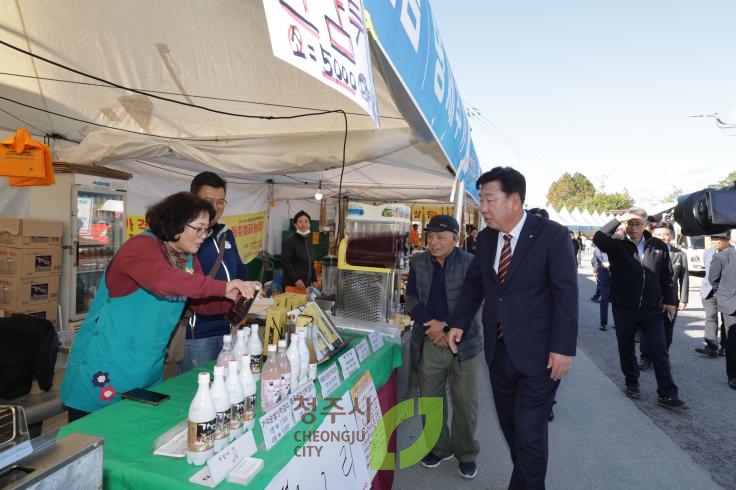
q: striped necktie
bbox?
[497,234,512,340]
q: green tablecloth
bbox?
[58,335,402,489]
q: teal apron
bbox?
[61,233,190,413]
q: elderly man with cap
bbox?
[696,232,733,358]
[405,215,483,479]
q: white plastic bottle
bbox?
[226,359,244,440]
[260,344,281,412]
[216,334,236,367]
[296,327,309,386]
[248,323,263,380]
[233,328,248,371]
[239,353,257,431]
[186,372,216,465]
[286,333,301,393]
[210,365,231,452]
[276,339,292,399]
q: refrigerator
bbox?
[25,172,127,330]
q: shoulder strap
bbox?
[207,232,228,278]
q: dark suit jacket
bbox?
[710,246,736,315]
[450,213,579,376]
[669,246,689,304]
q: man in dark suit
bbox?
[708,232,736,389]
[447,167,578,490]
[639,222,689,369]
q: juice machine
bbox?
[334,203,410,322]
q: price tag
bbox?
[338,348,360,379]
[290,381,317,421]
[259,398,296,450]
[188,432,258,487]
[368,330,384,352]
[317,363,342,398]
[355,338,371,363]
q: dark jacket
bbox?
[406,247,483,363]
[669,245,689,304]
[593,220,676,311]
[187,223,249,339]
[282,232,317,287]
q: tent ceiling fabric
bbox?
[0,0,464,202]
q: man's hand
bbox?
[678,302,687,311]
[446,328,464,354]
[663,304,677,320]
[294,279,306,289]
[547,352,572,380]
[434,335,450,349]
[423,319,446,343]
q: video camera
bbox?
[673,184,736,236]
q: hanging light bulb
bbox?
[315,180,323,201]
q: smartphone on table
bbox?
[121,388,170,406]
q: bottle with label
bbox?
[224,286,261,326]
[260,344,281,412]
[286,333,301,393]
[216,334,236,368]
[248,323,263,381]
[226,359,244,440]
[276,339,292,399]
[233,327,248,371]
[210,364,231,452]
[238,353,257,431]
[285,314,297,348]
[186,372,216,465]
[305,323,319,381]
[296,327,309,386]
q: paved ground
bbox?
[393,250,734,490]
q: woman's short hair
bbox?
[146,192,215,242]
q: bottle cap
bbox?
[223,334,232,342]
[268,344,277,352]
[214,365,225,376]
[290,333,299,340]
[228,359,238,369]
[251,323,258,328]
[277,339,287,348]
[198,372,210,383]
[236,328,246,338]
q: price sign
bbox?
[318,363,342,398]
[355,338,371,363]
[338,348,360,379]
[259,398,295,450]
[368,330,384,352]
[290,381,317,421]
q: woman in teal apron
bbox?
[61,192,258,420]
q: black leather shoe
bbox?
[590,296,600,303]
[719,348,726,357]
[695,346,719,358]
[599,324,607,331]
[625,385,640,399]
[729,378,736,390]
[547,408,555,421]
[639,358,652,371]
[657,395,688,411]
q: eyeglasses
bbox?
[186,223,213,238]
[204,199,227,208]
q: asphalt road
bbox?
[392,250,734,490]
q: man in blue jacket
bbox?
[178,172,254,373]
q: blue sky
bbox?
[430,0,736,208]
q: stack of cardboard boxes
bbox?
[0,217,63,327]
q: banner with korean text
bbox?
[263,0,380,125]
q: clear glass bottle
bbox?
[210,365,231,452]
[233,327,248,371]
[260,344,281,412]
[216,334,235,367]
[276,339,292,399]
[248,323,263,381]
[286,333,301,393]
[186,372,216,465]
[226,359,244,440]
[238,353,257,431]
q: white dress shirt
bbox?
[493,211,528,273]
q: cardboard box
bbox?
[0,217,63,248]
[0,300,59,328]
[0,274,60,309]
[0,247,62,278]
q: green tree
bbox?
[546,172,596,210]
[663,187,682,203]
[716,170,736,187]
[581,191,634,213]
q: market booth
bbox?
[0,0,481,488]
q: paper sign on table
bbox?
[355,338,371,363]
[338,348,360,379]
[188,431,258,487]
[368,330,384,352]
[290,380,317,421]
[259,398,296,450]
[350,371,382,481]
[317,363,341,398]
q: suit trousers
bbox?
[612,305,678,397]
[703,294,720,343]
[598,277,611,326]
[640,310,677,361]
[488,340,557,490]
[725,314,736,379]
[419,341,480,463]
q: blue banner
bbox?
[365,0,474,180]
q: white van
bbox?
[676,235,705,274]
